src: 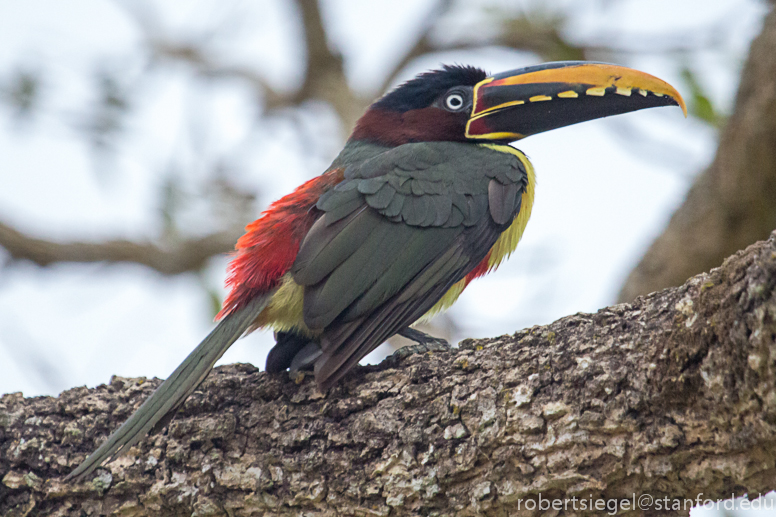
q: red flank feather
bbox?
[463,252,492,286]
[217,169,344,319]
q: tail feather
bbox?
[65,292,274,482]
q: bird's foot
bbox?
[386,327,451,364]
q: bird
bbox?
[66,61,685,481]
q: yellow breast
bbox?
[482,144,536,270]
[421,144,535,320]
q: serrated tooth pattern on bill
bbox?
[586,87,607,96]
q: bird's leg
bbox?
[387,327,451,364]
[267,331,321,384]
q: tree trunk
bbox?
[3,232,776,516]
[618,6,776,303]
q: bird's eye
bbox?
[444,92,466,111]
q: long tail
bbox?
[65,292,274,482]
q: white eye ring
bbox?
[445,93,465,111]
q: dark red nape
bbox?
[350,106,470,147]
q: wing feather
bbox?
[288,142,529,389]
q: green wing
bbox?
[291,142,528,389]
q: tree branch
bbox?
[376,0,455,94]
[376,5,712,97]
[618,6,776,302]
[149,40,292,109]
[290,0,367,131]
[0,221,240,275]
[3,231,776,515]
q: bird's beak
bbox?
[465,61,687,142]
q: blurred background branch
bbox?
[0,221,240,275]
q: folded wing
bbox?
[291,142,528,389]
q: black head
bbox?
[351,65,488,146]
[373,65,487,112]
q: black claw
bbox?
[397,327,449,347]
[386,327,451,365]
